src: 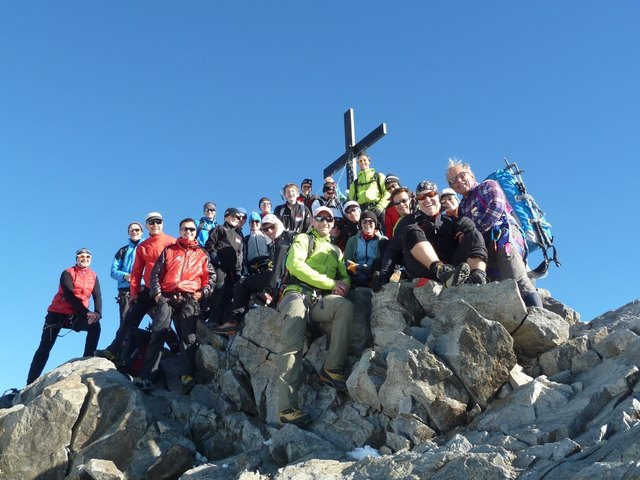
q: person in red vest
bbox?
[26,248,103,384]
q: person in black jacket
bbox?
[212,214,295,335]
[205,208,244,326]
[375,180,488,291]
[274,183,312,233]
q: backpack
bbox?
[353,171,385,202]
[273,232,315,304]
[486,159,560,277]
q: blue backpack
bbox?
[486,159,560,277]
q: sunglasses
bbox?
[416,191,438,201]
[393,197,410,206]
[129,228,142,233]
[205,208,216,213]
[250,220,260,224]
[77,255,91,259]
[361,219,375,225]
[314,215,334,223]
[182,227,196,232]
[259,201,271,206]
[235,215,245,220]
[261,224,276,232]
[147,219,163,225]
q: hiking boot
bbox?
[279,407,312,427]
[131,376,152,392]
[467,269,487,285]
[211,321,240,336]
[434,262,470,287]
[181,375,196,394]
[94,349,117,362]
[319,367,348,392]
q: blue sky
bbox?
[1,1,638,392]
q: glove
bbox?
[345,260,358,275]
[456,217,476,235]
[371,271,384,293]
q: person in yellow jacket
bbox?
[347,151,389,219]
[276,206,353,427]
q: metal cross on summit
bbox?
[324,108,387,189]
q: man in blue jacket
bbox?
[110,222,144,325]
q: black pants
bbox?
[226,270,272,322]
[27,311,101,384]
[208,268,236,325]
[116,289,130,326]
[107,289,155,358]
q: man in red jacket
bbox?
[27,248,102,384]
[95,211,175,366]
[136,218,215,393]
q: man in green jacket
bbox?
[276,206,353,427]
[347,151,389,219]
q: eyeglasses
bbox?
[448,171,467,186]
[181,227,196,232]
[259,201,271,206]
[261,224,276,232]
[77,255,91,259]
[205,208,216,213]
[416,191,438,201]
[147,219,163,225]
[393,197,410,206]
[129,228,142,233]
[314,215,334,223]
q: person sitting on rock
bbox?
[274,183,312,234]
[344,210,388,288]
[276,206,353,427]
[445,158,542,307]
[440,188,460,218]
[375,180,488,291]
[385,186,415,238]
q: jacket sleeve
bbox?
[286,235,337,291]
[344,235,357,263]
[110,246,127,282]
[92,276,102,318]
[204,226,221,265]
[302,205,312,233]
[129,245,144,297]
[475,180,509,232]
[149,248,167,298]
[375,173,390,211]
[60,270,90,316]
[203,254,216,297]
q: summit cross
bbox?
[323,108,387,188]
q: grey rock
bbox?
[571,350,602,375]
[539,337,589,377]
[511,307,570,357]
[427,300,516,408]
[594,329,640,359]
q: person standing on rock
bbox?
[27,248,103,384]
[142,218,214,393]
[94,212,176,366]
[276,206,353,427]
[445,158,542,307]
[110,221,144,325]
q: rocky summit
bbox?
[2,279,640,480]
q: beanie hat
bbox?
[301,178,313,187]
[76,248,92,256]
[248,212,261,223]
[416,180,438,194]
[385,174,400,187]
[323,182,336,193]
[203,201,216,211]
[360,210,378,225]
[224,207,240,217]
[259,197,271,206]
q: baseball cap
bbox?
[342,200,361,214]
[76,248,92,256]
[224,207,240,217]
[145,211,163,223]
[440,187,457,199]
[313,206,333,218]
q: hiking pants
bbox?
[27,311,101,385]
[227,270,272,320]
[107,289,154,358]
[491,245,542,307]
[171,296,200,378]
[137,296,173,382]
[208,268,236,325]
[116,288,130,326]
[276,291,353,411]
